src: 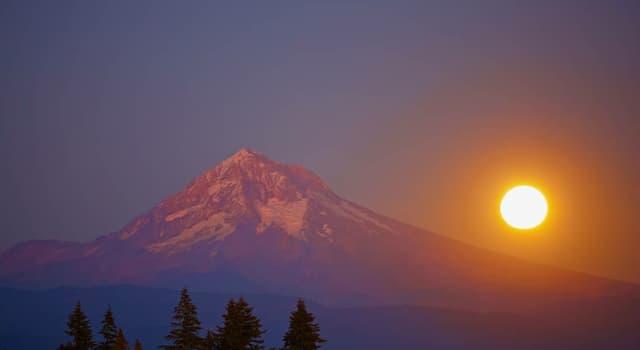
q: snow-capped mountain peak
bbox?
[115,149,389,255]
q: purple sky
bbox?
[1,1,639,282]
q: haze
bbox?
[1,1,638,284]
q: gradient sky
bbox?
[1,1,639,283]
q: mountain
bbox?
[1,149,639,313]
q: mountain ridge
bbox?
[1,149,639,311]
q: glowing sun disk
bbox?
[500,185,548,230]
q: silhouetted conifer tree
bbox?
[282,300,325,350]
[98,305,118,350]
[133,339,143,350]
[160,288,203,350]
[57,342,74,350]
[65,302,96,350]
[114,328,129,350]
[214,297,265,350]
[202,330,217,350]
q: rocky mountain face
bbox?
[1,149,638,312]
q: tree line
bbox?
[58,288,325,350]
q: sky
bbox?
[1,1,639,283]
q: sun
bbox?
[500,185,548,230]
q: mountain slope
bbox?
[1,149,638,312]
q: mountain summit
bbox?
[134,148,335,253]
[1,149,638,310]
[118,148,396,256]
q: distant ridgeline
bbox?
[1,285,639,349]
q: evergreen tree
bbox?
[214,297,265,350]
[57,342,74,350]
[202,330,217,350]
[98,305,119,350]
[65,302,96,350]
[114,328,129,350]
[160,288,203,350]
[133,339,143,350]
[282,299,325,350]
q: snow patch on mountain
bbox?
[317,194,394,234]
[147,212,235,254]
[165,204,203,222]
[255,198,308,239]
[317,224,334,243]
[206,180,239,197]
